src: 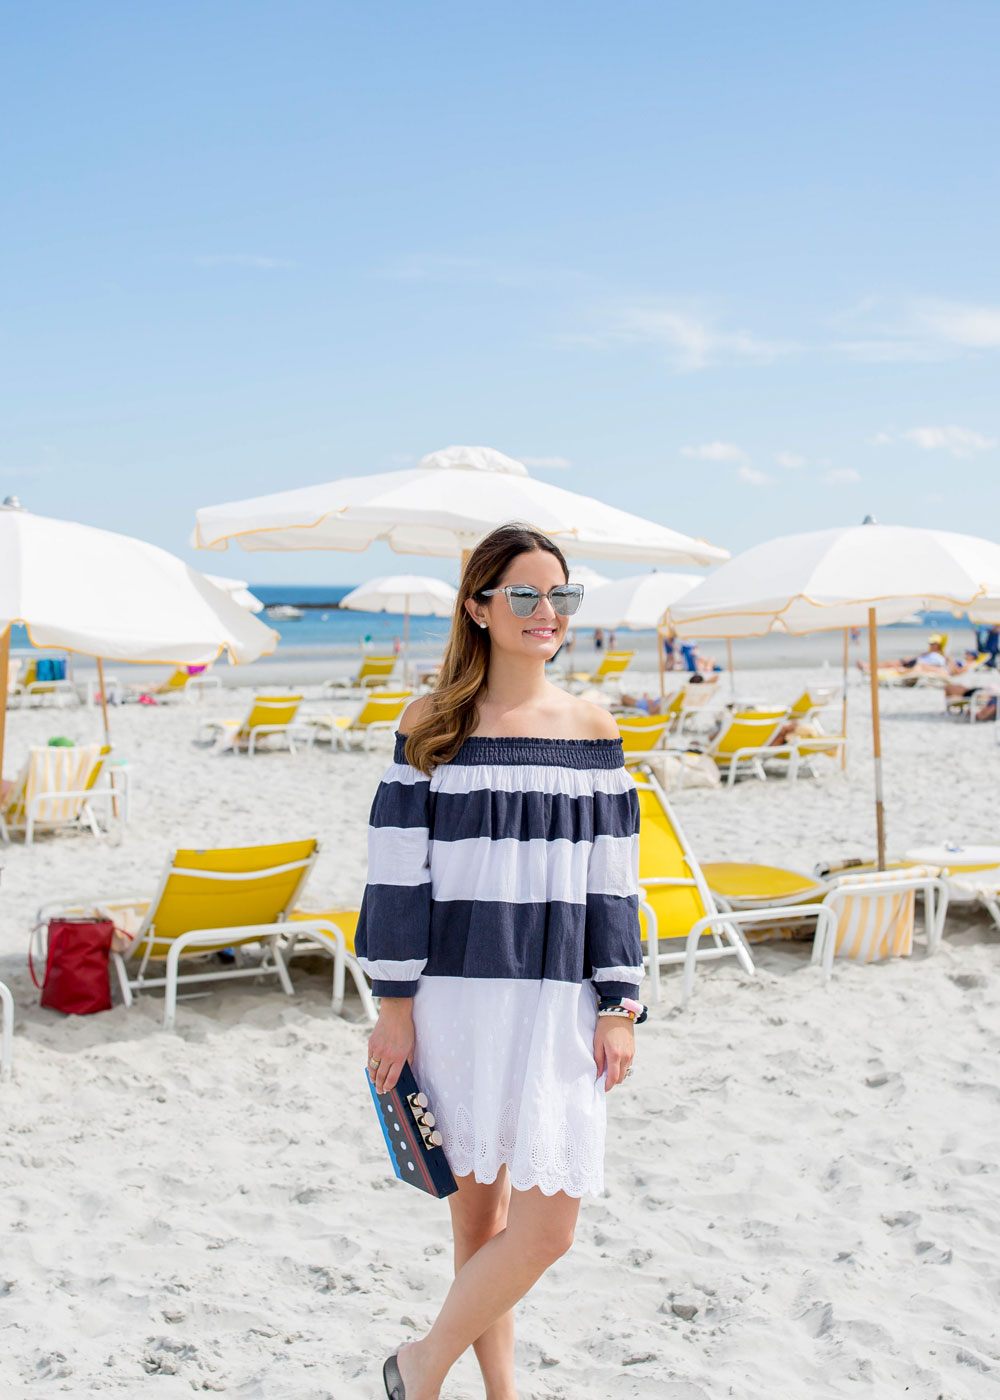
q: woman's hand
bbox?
[367,998,415,1094]
[594,1016,635,1091]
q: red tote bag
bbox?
[29,917,115,1015]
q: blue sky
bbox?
[2,1,998,584]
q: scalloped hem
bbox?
[448,1155,604,1199]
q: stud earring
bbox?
[479,622,487,630]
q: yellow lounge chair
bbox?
[0,980,12,1079]
[0,743,116,845]
[200,693,305,755]
[788,685,839,721]
[326,655,398,692]
[570,651,634,687]
[129,664,221,703]
[309,691,413,751]
[632,764,832,1003]
[688,709,789,787]
[660,676,721,735]
[616,714,673,761]
[36,838,373,1029]
[286,906,375,1022]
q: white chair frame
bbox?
[811,871,949,978]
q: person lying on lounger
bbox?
[858,635,967,677]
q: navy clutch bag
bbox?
[366,1061,458,1198]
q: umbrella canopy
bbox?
[338,574,457,618]
[571,571,700,631]
[192,445,729,567]
[665,521,1000,869]
[0,503,278,772]
[668,524,1000,636]
[203,573,266,614]
[0,506,277,662]
[568,564,612,589]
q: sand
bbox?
[1,667,998,1398]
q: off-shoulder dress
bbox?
[355,734,643,1198]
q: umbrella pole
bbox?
[0,625,10,779]
[726,638,735,697]
[96,658,112,746]
[841,628,849,772]
[867,607,885,870]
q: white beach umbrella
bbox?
[192,445,729,567]
[0,502,277,767]
[339,574,457,620]
[203,573,266,613]
[571,571,699,631]
[667,521,1000,867]
[568,565,612,589]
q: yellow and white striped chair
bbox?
[810,867,948,977]
[0,744,115,844]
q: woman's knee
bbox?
[509,1198,578,1265]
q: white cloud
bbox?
[580,302,795,371]
[681,441,750,465]
[835,298,1000,362]
[872,426,996,458]
[822,467,861,485]
[737,464,774,486]
[912,299,1000,349]
[775,451,805,469]
[520,456,572,469]
[195,254,296,269]
[902,425,996,457]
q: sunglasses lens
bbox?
[507,588,540,617]
[550,587,583,616]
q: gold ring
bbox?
[369,1057,381,1068]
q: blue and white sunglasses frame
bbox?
[477,583,585,618]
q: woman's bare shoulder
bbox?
[568,696,620,740]
[398,693,434,735]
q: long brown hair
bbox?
[404,522,569,774]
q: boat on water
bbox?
[266,604,304,620]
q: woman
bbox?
[357,523,645,1400]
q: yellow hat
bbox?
[928,633,947,647]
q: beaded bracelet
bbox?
[597,996,648,1024]
[598,1005,636,1021]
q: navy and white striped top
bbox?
[355,733,644,1000]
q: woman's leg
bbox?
[447,1171,515,1399]
[396,1185,580,1400]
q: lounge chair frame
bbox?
[633,764,833,1004]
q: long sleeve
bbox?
[584,777,643,1000]
[355,759,432,997]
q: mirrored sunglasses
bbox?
[479,583,584,618]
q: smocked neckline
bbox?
[393,733,625,769]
